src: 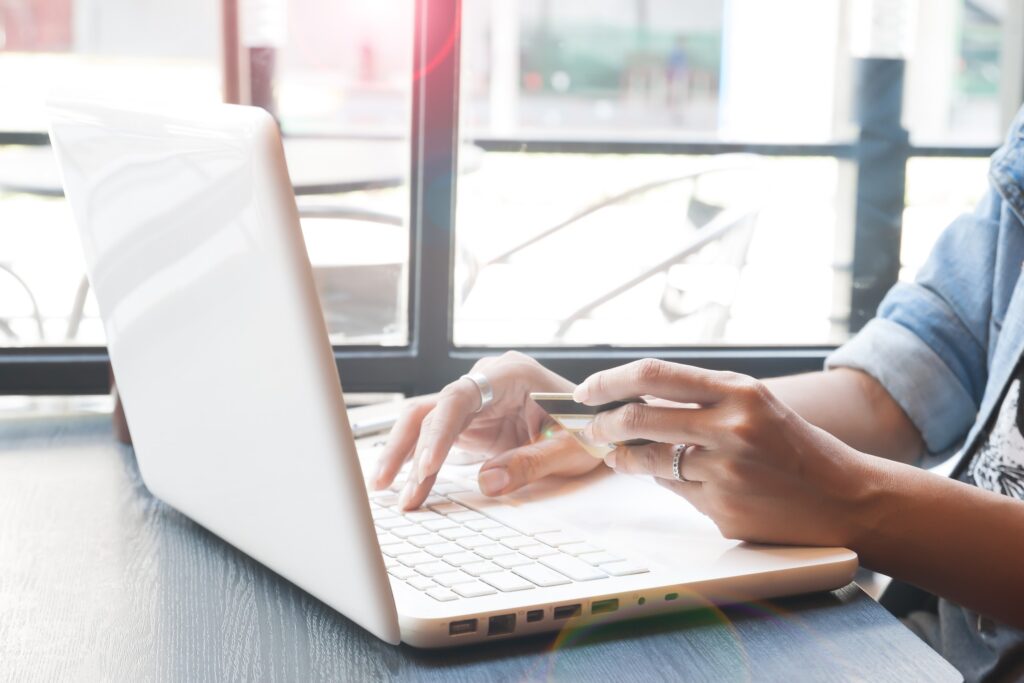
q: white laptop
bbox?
[49,100,857,648]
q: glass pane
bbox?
[0,0,412,347]
[901,157,990,283]
[455,0,852,348]
[904,0,1010,146]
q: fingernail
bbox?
[416,449,431,484]
[398,479,418,510]
[604,451,616,468]
[573,383,590,403]
[478,467,510,496]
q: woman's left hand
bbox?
[576,359,879,547]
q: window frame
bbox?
[0,0,1002,396]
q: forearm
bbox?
[848,456,1024,628]
[765,369,923,464]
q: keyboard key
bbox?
[388,565,417,580]
[376,532,400,547]
[416,561,456,577]
[560,542,601,557]
[403,511,443,523]
[519,544,559,559]
[439,527,475,541]
[369,492,399,506]
[425,542,464,558]
[602,560,649,576]
[375,517,413,531]
[371,507,397,520]
[432,570,476,587]
[383,557,398,568]
[422,518,458,531]
[426,587,458,602]
[493,553,533,569]
[407,575,437,590]
[392,526,428,539]
[535,531,583,547]
[408,533,445,548]
[483,527,519,540]
[578,551,622,566]
[429,501,468,515]
[379,542,418,557]
[443,552,480,567]
[463,561,503,576]
[539,554,607,581]
[456,536,492,550]
[474,544,510,559]
[423,495,448,507]
[448,510,485,522]
[465,518,502,532]
[500,535,535,550]
[513,564,571,587]
[453,581,498,598]
[397,552,436,567]
[482,572,535,592]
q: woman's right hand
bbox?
[372,351,602,510]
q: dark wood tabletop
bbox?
[0,408,961,682]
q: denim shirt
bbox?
[826,109,1024,681]
[828,110,1024,462]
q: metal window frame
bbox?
[0,0,1002,396]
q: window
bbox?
[0,0,413,349]
[0,0,1017,395]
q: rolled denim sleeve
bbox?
[826,316,977,455]
[826,190,1002,456]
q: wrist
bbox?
[837,449,902,553]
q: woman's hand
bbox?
[577,359,879,547]
[374,352,602,510]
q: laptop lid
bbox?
[49,99,400,644]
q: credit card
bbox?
[529,392,652,458]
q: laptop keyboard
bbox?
[370,476,649,602]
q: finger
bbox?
[608,443,716,482]
[655,477,707,514]
[398,469,439,511]
[582,403,717,447]
[373,400,434,489]
[574,359,730,406]
[477,433,593,496]
[410,378,481,486]
[605,442,676,479]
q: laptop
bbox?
[48,99,857,648]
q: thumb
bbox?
[477,433,597,496]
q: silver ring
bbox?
[672,444,688,482]
[461,372,494,413]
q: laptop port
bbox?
[449,619,477,636]
[591,599,619,615]
[553,604,582,620]
[665,592,679,601]
[526,609,544,623]
[488,614,516,636]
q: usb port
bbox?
[449,619,477,636]
[488,614,516,636]
[526,609,544,623]
[553,604,582,620]
[591,599,619,614]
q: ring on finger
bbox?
[671,444,688,482]
[460,372,494,413]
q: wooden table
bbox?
[0,408,961,681]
